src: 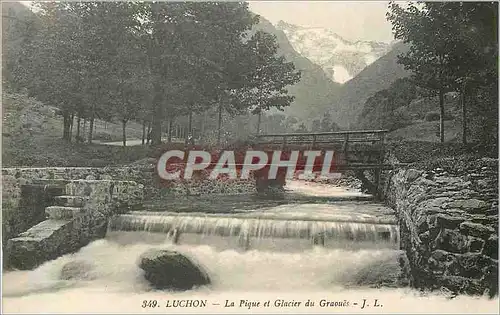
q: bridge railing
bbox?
[255,130,389,147]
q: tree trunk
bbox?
[439,89,445,143]
[83,119,87,140]
[76,116,81,142]
[256,111,262,135]
[200,111,207,144]
[217,102,223,146]
[149,12,164,147]
[147,121,152,145]
[461,82,467,145]
[186,110,193,144]
[122,120,127,147]
[167,117,173,143]
[62,111,71,141]
[87,116,94,144]
[150,104,163,146]
[69,113,74,142]
[142,120,146,145]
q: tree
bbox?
[105,3,150,147]
[24,2,86,141]
[296,123,308,133]
[387,2,456,142]
[141,2,261,146]
[238,30,301,134]
[319,112,334,132]
[358,77,418,131]
[435,2,498,145]
[2,3,41,92]
[284,116,299,131]
[311,119,321,132]
[387,2,498,145]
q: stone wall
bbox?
[6,179,144,270]
[2,184,64,245]
[2,167,256,210]
[2,167,155,209]
[2,167,256,247]
[385,158,498,297]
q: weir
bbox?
[108,211,399,250]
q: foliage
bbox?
[424,111,440,122]
[388,139,497,164]
[4,2,301,149]
[358,78,416,131]
[387,2,498,145]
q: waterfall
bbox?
[108,212,399,250]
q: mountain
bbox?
[328,42,412,128]
[276,21,391,84]
[253,17,341,122]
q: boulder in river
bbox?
[60,260,95,280]
[139,249,210,290]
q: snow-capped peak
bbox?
[276,21,391,84]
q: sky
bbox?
[248,1,395,43]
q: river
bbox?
[2,181,497,313]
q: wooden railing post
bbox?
[343,133,349,164]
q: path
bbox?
[93,137,182,146]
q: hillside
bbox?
[254,17,341,123]
[328,42,411,128]
[276,21,391,84]
[2,91,152,167]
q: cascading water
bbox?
[108,212,400,250]
[3,182,497,314]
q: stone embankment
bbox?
[2,166,257,269]
[6,179,143,269]
[384,158,498,297]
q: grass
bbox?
[386,139,498,174]
[2,91,153,167]
[387,120,462,143]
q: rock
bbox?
[459,222,494,239]
[483,265,499,298]
[437,275,484,296]
[428,250,457,275]
[434,229,468,254]
[435,214,466,229]
[467,237,485,253]
[448,199,488,211]
[423,197,450,209]
[476,179,491,189]
[60,260,95,280]
[405,169,422,182]
[139,249,210,291]
[456,253,495,279]
[483,235,498,259]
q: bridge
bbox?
[254,129,397,197]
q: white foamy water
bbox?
[3,232,498,314]
[109,213,399,248]
[3,183,497,313]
